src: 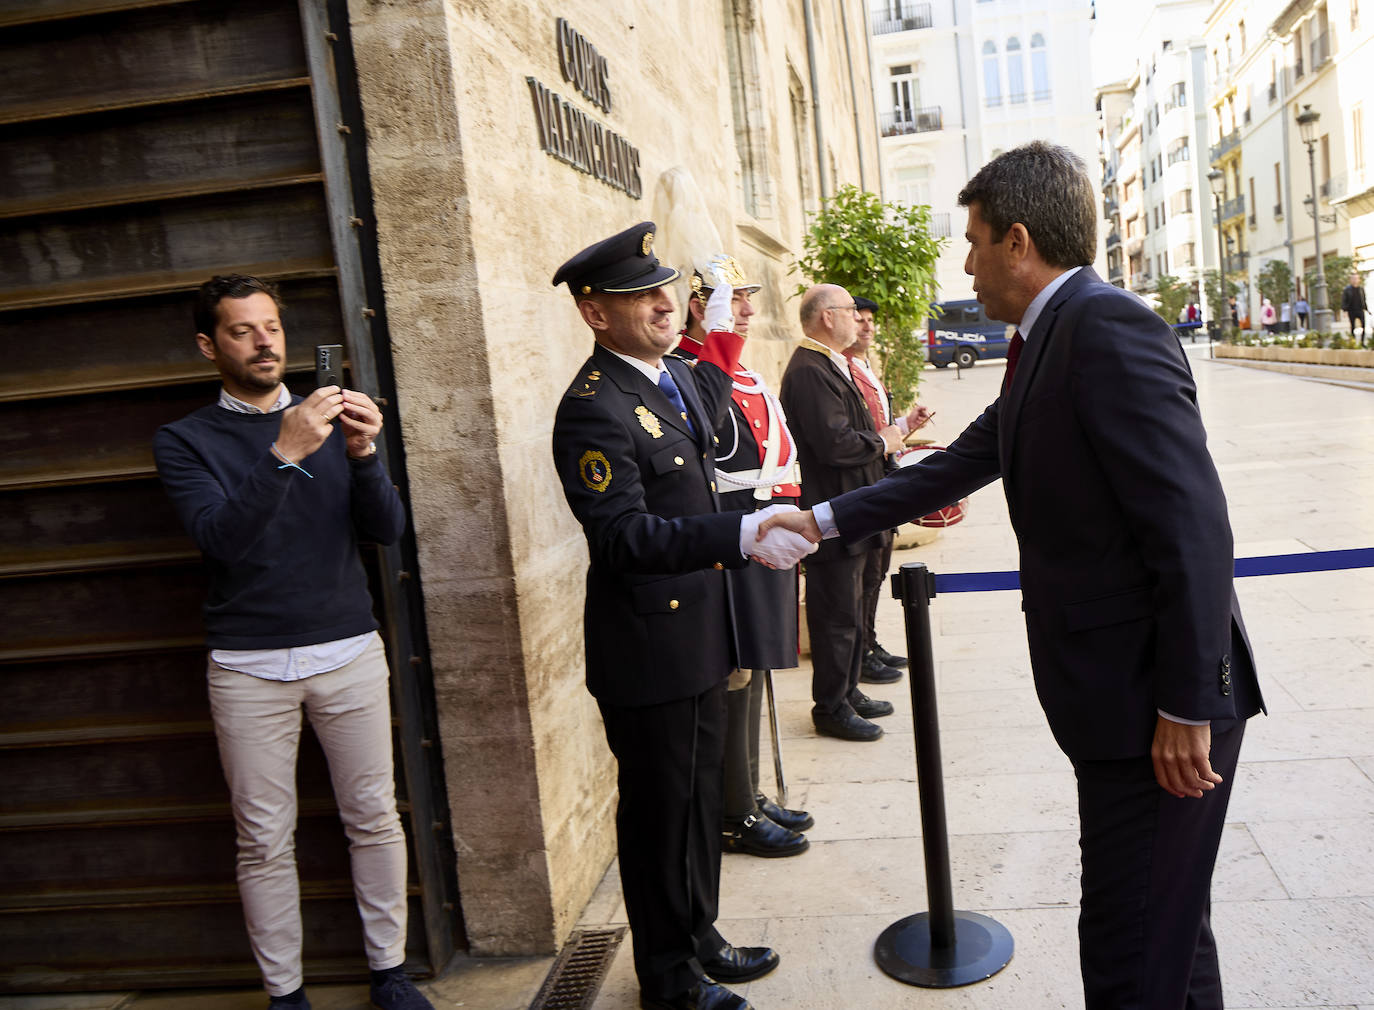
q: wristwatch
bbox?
[350,441,378,459]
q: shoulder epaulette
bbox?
[567,368,603,398]
[665,352,698,367]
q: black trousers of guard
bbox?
[1073,635,1257,1009]
[859,533,895,656]
[599,680,727,999]
[804,552,867,715]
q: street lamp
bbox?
[1208,167,1228,341]
[1296,104,1334,332]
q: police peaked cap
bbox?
[552,221,681,295]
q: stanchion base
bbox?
[874,910,1014,988]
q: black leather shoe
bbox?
[722,811,808,857]
[872,641,909,668]
[640,981,752,1010]
[756,793,814,831]
[268,994,312,1010]
[847,689,894,719]
[813,704,883,741]
[701,942,780,983]
[860,651,903,684]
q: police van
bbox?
[926,299,1013,368]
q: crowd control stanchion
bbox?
[873,560,1014,987]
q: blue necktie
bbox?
[658,367,696,435]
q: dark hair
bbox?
[193,274,284,340]
[957,142,1096,268]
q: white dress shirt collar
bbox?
[1017,266,1081,344]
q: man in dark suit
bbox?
[759,143,1264,1008]
[780,286,912,741]
[844,295,923,684]
[550,222,815,1010]
[1341,273,1367,345]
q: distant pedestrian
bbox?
[1341,274,1367,346]
[1279,301,1291,334]
[1260,298,1276,334]
[1295,296,1310,329]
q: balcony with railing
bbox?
[1106,229,1121,249]
[1222,194,1247,222]
[1209,129,1241,163]
[880,106,943,136]
[929,211,952,237]
[1268,80,1278,103]
[1167,146,1191,166]
[871,2,933,35]
[1311,30,1330,69]
[1224,251,1249,274]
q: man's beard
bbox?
[232,355,284,392]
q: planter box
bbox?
[1216,344,1374,367]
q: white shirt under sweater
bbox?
[209,386,373,682]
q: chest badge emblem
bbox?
[635,405,664,439]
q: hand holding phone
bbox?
[315,344,344,390]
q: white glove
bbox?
[703,275,735,334]
[739,504,818,569]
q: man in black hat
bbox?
[550,222,815,1010]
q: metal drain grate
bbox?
[528,926,627,1010]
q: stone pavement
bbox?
[12,348,1373,1010]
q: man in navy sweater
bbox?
[153,275,429,1010]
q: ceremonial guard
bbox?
[550,222,815,1010]
[677,256,813,858]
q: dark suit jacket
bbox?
[553,341,748,707]
[830,268,1263,761]
[780,345,887,561]
[1341,284,1367,315]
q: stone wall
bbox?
[347,0,877,956]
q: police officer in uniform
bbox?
[677,257,813,857]
[550,223,815,1010]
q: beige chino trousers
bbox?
[208,634,407,996]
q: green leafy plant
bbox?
[1304,254,1358,301]
[1203,268,1238,339]
[794,184,944,403]
[1257,258,1293,311]
[1152,274,1191,326]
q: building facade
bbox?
[1097,1,1215,311]
[0,0,879,990]
[870,0,1099,302]
[1203,0,1372,329]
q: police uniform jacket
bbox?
[553,338,750,707]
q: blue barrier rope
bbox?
[931,547,1374,594]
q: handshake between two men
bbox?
[739,504,822,570]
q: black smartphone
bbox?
[315,344,344,389]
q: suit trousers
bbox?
[1073,638,1256,1009]
[860,533,895,655]
[804,551,868,715]
[207,634,408,996]
[599,681,728,998]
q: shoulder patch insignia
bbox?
[579,450,612,492]
[635,405,664,438]
[571,370,603,398]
